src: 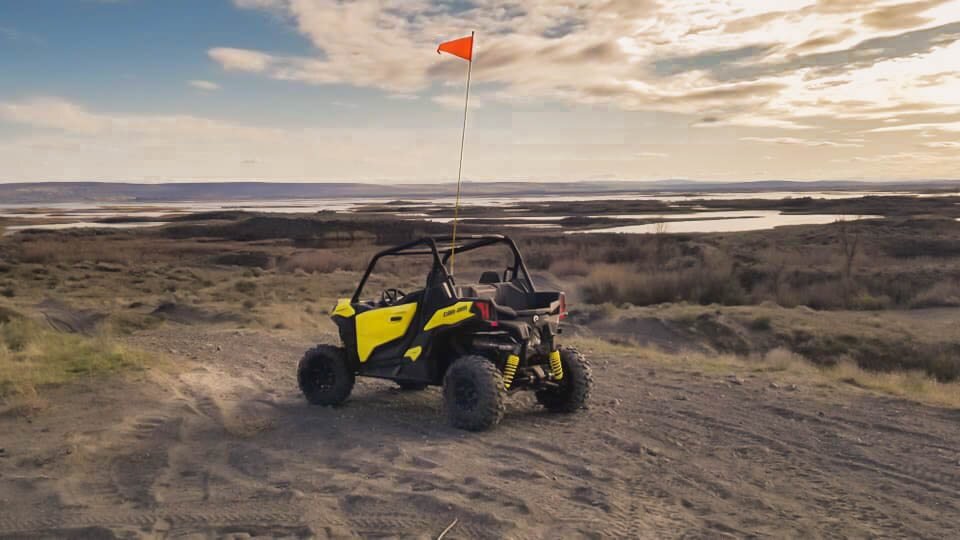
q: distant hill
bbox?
[0,180,958,204]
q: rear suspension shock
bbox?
[549,350,564,381]
[503,354,519,389]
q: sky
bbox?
[0,0,959,184]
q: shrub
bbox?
[580,261,743,306]
[749,316,772,331]
[234,280,258,294]
[909,281,960,308]
[549,258,591,277]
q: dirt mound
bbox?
[590,315,713,353]
[212,251,274,269]
[150,302,243,325]
[35,299,106,334]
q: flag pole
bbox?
[449,31,474,277]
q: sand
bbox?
[1,326,958,539]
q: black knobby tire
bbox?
[443,355,506,431]
[536,347,593,413]
[397,382,429,391]
[297,345,355,406]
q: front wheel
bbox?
[536,347,592,413]
[443,355,505,431]
[297,345,354,406]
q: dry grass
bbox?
[517,217,960,311]
[278,249,369,274]
[909,281,960,308]
[580,256,741,306]
[0,316,150,397]
[571,337,960,408]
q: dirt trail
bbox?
[1,326,958,539]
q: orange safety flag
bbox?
[437,34,473,61]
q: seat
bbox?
[479,271,501,284]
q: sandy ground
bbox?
[1,325,959,539]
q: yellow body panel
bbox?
[423,301,474,331]
[331,298,356,318]
[404,346,423,362]
[355,303,418,362]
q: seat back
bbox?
[478,271,501,284]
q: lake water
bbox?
[571,212,880,234]
[0,189,950,235]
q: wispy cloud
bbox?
[188,80,221,91]
[208,47,272,72]
[0,26,44,45]
[740,137,864,148]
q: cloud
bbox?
[871,121,960,132]
[0,97,280,140]
[0,96,461,182]
[188,80,221,91]
[652,45,775,77]
[0,26,44,46]
[740,136,864,147]
[431,93,485,109]
[862,0,950,30]
[211,0,960,145]
[0,98,106,135]
[208,47,272,72]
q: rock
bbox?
[216,345,223,352]
[727,374,744,385]
[769,382,781,389]
[787,384,799,391]
[673,395,688,401]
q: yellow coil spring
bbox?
[503,355,519,389]
[549,350,564,381]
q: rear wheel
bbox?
[443,355,505,431]
[297,345,354,406]
[536,347,592,413]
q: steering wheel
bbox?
[381,288,406,306]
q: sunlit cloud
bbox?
[213,0,960,141]
[188,80,221,91]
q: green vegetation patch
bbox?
[0,313,150,397]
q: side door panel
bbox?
[355,303,418,362]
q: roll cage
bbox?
[351,235,536,304]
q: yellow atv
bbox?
[297,235,591,431]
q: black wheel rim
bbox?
[454,377,479,411]
[309,363,336,391]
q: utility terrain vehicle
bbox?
[297,235,592,431]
